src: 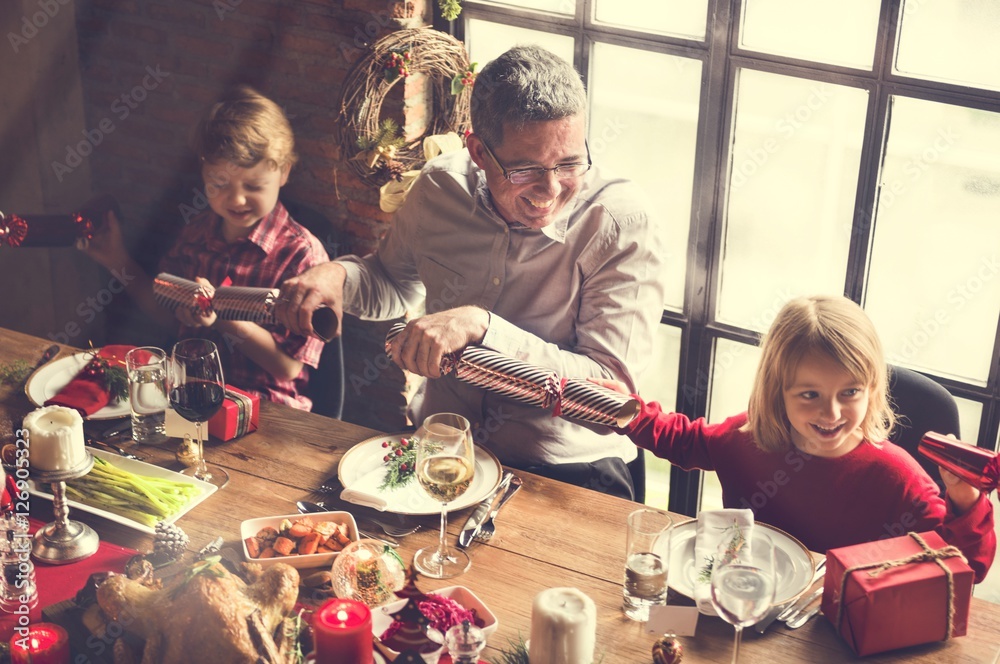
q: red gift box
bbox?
[207,385,259,441]
[821,531,973,656]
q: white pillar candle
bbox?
[528,587,597,664]
[23,406,87,472]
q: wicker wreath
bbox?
[337,27,473,188]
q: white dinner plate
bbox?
[29,449,217,534]
[24,352,131,420]
[337,433,503,516]
[668,519,814,613]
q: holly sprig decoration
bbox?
[451,62,477,95]
[0,360,32,386]
[81,345,128,404]
[378,436,416,490]
[384,48,413,82]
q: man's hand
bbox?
[389,306,490,378]
[76,209,130,270]
[274,262,346,339]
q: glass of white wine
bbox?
[710,530,777,664]
[412,413,476,579]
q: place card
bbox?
[645,605,699,637]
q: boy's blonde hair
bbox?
[192,85,296,170]
[744,295,895,452]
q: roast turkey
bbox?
[96,559,300,664]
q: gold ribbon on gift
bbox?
[379,132,465,213]
[834,532,967,642]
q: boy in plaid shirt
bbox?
[81,86,328,410]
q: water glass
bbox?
[125,347,169,445]
[623,508,672,621]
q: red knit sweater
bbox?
[626,400,996,582]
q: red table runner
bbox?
[0,519,137,641]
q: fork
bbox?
[85,437,144,461]
[306,500,421,537]
[473,476,523,542]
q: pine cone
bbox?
[153,522,190,559]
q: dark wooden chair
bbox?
[887,365,961,495]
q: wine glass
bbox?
[168,339,229,488]
[710,530,777,664]
[412,413,476,579]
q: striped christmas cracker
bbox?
[153,273,338,341]
[385,323,639,426]
[557,378,640,428]
[386,323,558,407]
[152,273,211,316]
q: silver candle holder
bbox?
[31,452,100,564]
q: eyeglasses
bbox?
[479,138,592,185]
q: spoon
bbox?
[295,501,399,548]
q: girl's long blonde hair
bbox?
[743,295,895,452]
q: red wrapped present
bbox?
[822,531,973,656]
[207,385,259,441]
[919,432,999,492]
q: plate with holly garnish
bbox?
[25,345,133,420]
[338,433,503,515]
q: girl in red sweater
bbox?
[600,295,995,581]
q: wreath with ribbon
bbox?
[337,27,474,189]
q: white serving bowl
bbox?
[372,585,498,657]
[240,511,358,570]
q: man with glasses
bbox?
[277,45,665,500]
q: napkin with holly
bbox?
[44,345,133,416]
[693,508,754,613]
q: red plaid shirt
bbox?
[159,201,327,410]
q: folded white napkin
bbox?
[339,464,442,514]
[693,508,755,614]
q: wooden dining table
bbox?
[2,326,999,664]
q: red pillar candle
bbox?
[9,623,70,664]
[313,598,374,664]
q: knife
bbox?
[457,471,513,549]
[32,344,60,372]
[756,558,826,634]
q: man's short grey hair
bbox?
[470,45,587,148]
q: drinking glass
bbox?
[412,413,476,579]
[125,347,168,445]
[622,508,672,621]
[168,339,228,488]
[710,531,777,664]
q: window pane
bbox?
[465,19,575,68]
[954,396,983,446]
[895,0,1000,92]
[701,338,762,511]
[717,69,869,330]
[594,0,708,41]
[740,0,881,69]
[590,42,702,310]
[865,97,1000,386]
[477,0,572,15]
[642,325,682,508]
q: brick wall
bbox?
[71,0,433,430]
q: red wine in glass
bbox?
[169,339,228,488]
